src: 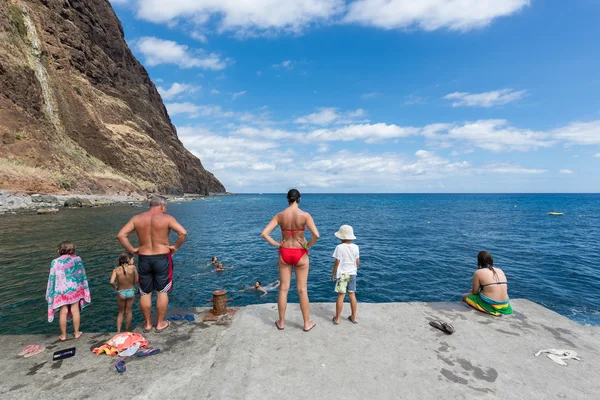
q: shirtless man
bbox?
[117,196,187,332]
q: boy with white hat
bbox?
[331,225,360,325]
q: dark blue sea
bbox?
[1,194,599,334]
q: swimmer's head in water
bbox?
[57,241,76,256]
[212,256,217,262]
[477,251,494,270]
[119,252,134,266]
[255,281,261,287]
[217,262,223,268]
[287,189,301,204]
[150,195,167,211]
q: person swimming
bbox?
[214,262,233,272]
[110,252,138,332]
[210,256,219,265]
[243,280,281,296]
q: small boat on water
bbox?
[548,212,564,216]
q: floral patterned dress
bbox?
[46,254,91,322]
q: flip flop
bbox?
[442,322,455,334]
[332,317,339,325]
[184,313,196,322]
[348,316,358,324]
[24,345,45,358]
[18,345,37,356]
[142,326,153,333]
[303,323,316,332]
[429,320,454,335]
[155,321,171,333]
[168,314,185,321]
[275,321,285,331]
[137,348,161,357]
[115,359,126,373]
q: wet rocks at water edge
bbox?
[37,208,59,214]
[64,197,92,207]
[31,194,58,203]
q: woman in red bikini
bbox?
[261,189,320,332]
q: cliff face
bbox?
[0,0,225,195]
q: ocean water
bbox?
[1,194,599,334]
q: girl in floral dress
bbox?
[46,241,91,340]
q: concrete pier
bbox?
[1,300,599,400]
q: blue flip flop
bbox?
[348,316,358,324]
[184,313,196,322]
[168,314,185,321]
[332,317,339,325]
[137,348,161,357]
[115,359,126,373]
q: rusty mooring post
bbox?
[204,289,237,322]
[210,290,229,315]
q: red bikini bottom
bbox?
[279,248,308,265]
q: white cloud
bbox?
[273,60,294,69]
[443,120,553,151]
[404,95,427,105]
[307,123,419,143]
[552,121,600,145]
[294,107,368,126]
[444,89,527,107]
[560,169,574,174]
[595,153,600,158]
[295,107,340,125]
[344,0,530,31]
[231,126,296,140]
[232,91,247,100]
[210,89,220,95]
[190,31,208,43]
[129,0,528,38]
[133,0,345,36]
[482,164,547,174]
[134,37,226,70]
[157,83,199,100]
[165,102,204,117]
[317,144,330,153]
[361,92,379,100]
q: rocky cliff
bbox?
[0,0,225,195]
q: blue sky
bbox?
[109,0,600,193]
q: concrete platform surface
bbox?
[0,300,599,400]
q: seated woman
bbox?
[462,251,513,316]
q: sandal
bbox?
[137,347,161,357]
[429,320,454,335]
[154,321,171,333]
[115,359,126,373]
[24,345,45,358]
[18,345,37,356]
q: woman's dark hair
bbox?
[255,281,261,286]
[57,241,76,256]
[287,189,301,204]
[119,252,134,266]
[477,251,498,278]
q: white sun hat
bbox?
[334,225,356,240]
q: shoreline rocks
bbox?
[37,208,59,214]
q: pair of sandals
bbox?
[168,313,196,322]
[115,347,162,373]
[332,316,358,325]
[17,344,45,358]
[429,320,455,334]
